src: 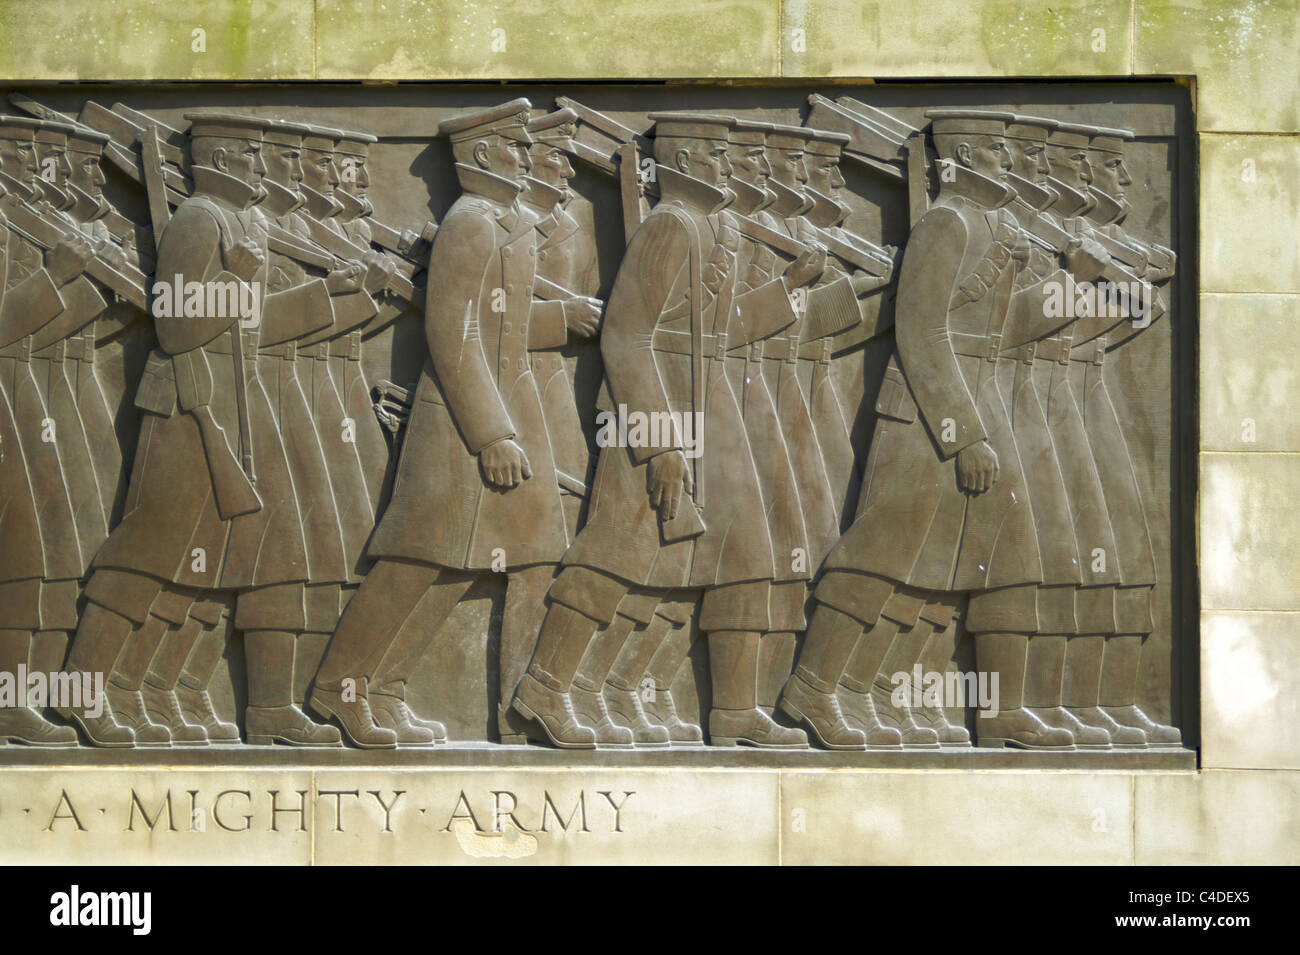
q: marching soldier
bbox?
[307,99,600,748]
[511,111,826,749]
[779,110,1077,750]
[0,114,94,746]
[58,112,343,747]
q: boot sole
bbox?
[512,699,597,750]
[0,735,79,748]
[307,698,395,749]
[247,734,344,747]
[710,737,810,749]
[979,737,1077,750]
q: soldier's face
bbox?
[0,137,39,182]
[70,153,106,195]
[960,135,1012,181]
[478,134,531,178]
[302,149,339,194]
[217,138,266,187]
[1091,151,1132,200]
[805,155,845,194]
[1008,139,1050,183]
[338,154,369,196]
[770,148,807,188]
[685,141,731,187]
[529,144,574,189]
[1047,144,1092,189]
[263,143,304,191]
[36,144,72,186]
[726,143,769,188]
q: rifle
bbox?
[554,97,653,240]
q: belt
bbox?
[204,327,259,358]
[652,327,728,361]
[1070,336,1108,366]
[1002,333,1073,365]
[949,331,1003,362]
[300,341,331,361]
[0,337,32,361]
[31,339,65,363]
[259,341,297,361]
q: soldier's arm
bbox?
[424,206,515,454]
[601,211,690,464]
[894,206,986,459]
[0,228,66,348]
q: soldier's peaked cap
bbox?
[34,119,77,145]
[926,109,1016,137]
[440,98,533,145]
[1047,121,1095,149]
[804,126,851,156]
[1005,114,1058,142]
[67,126,111,154]
[258,118,312,147]
[301,124,344,152]
[1082,123,1135,154]
[184,111,265,141]
[0,114,43,141]
[648,111,735,142]
[335,129,378,156]
[526,108,578,150]
[765,122,816,151]
[728,119,774,146]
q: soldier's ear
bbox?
[473,140,491,170]
[211,145,229,173]
[954,142,973,169]
[674,147,691,174]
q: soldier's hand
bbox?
[480,438,532,489]
[647,449,692,520]
[228,237,265,282]
[326,264,365,295]
[850,269,889,297]
[563,296,603,338]
[47,233,94,286]
[1064,237,1111,283]
[785,246,828,289]
[95,237,127,270]
[361,253,397,294]
[956,440,999,495]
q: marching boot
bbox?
[175,678,240,744]
[1065,705,1147,748]
[1102,704,1181,746]
[247,630,346,747]
[778,671,867,750]
[0,706,79,747]
[833,681,904,747]
[304,681,393,749]
[758,630,798,717]
[974,631,1075,749]
[369,688,445,746]
[911,702,973,746]
[641,686,703,746]
[139,677,209,745]
[868,677,940,747]
[105,681,172,746]
[511,671,597,750]
[1027,705,1110,748]
[569,683,635,748]
[707,630,808,748]
[602,683,671,747]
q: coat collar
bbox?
[456,163,524,208]
[191,165,266,211]
[767,177,813,218]
[803,185,851,228]
[0,169,38,204]
[69,183,111,223]
[300,183,343,220]
[728,176,776,216]
[937,164,1017,211]
[655,165,731,215]
[336,188,370,222]
[260,178,307,218]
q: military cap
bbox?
[1082,124,1135,154]
[648,111,735,143]
[925,109,1016,137]
[335,129,378,157]
[1004,114,1058,143]
[803,127,851,157]
[184,111,265,142]
[527,108,578,152]
[258,118,312,148]
[765,122,815,151]
[34,120,76,146]
[68,126,111,155]
[301,124,344,153]
[728,119,774,146]
[440,98,534,145]
[0,114,43,141]
[1047,121,1094,149]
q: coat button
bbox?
[528,247,536,257]
[538,250,548,262]
[503,248,512,258]
[517,359,526,370]
[503,322,512,333]
[525,284,532,296]
[501,358,509,369]
[505,283,514,294]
